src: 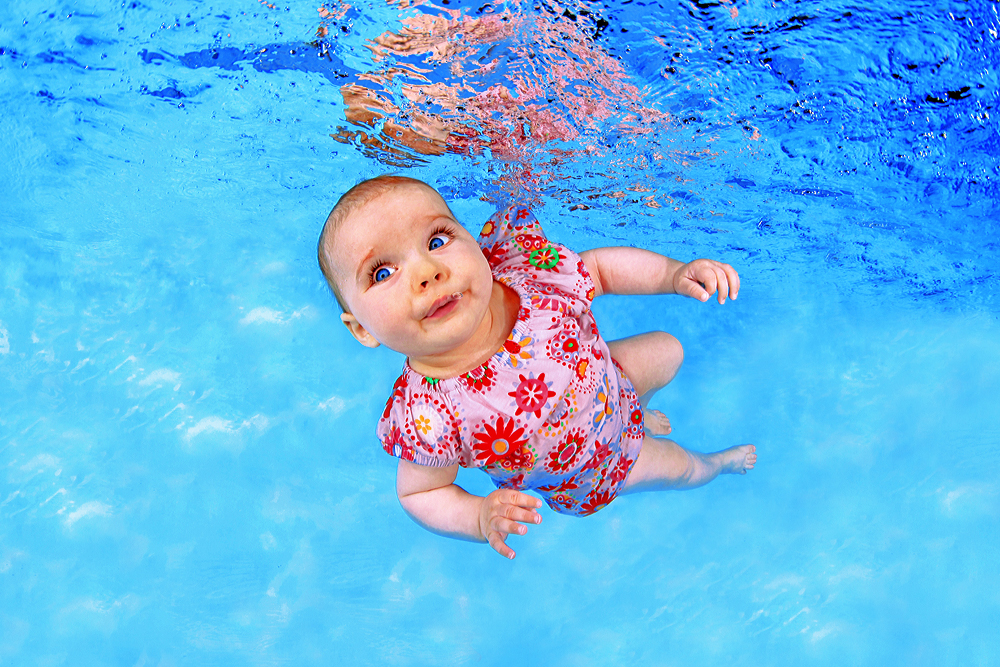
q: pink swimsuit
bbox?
[378,204,644,516]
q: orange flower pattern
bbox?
[377,205,642,516]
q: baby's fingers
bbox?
[485,515,531,559]
[686,260,740,304]
[696,270,718,302]
[491,515,530,538]
[489,500,541,538]
[481,490,542,559]
[723,263,740,300]
[486,529,516,559]
[496,490,544,523]
[713,267,731,304]
[497,488,543,510]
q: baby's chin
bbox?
[411,316,493,363]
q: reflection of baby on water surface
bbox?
[324,0,668,161]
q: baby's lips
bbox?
[424,291,464,319]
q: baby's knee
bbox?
[653,331,683,368]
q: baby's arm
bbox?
[579,247,740,303]
[395,459,543,559]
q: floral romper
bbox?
[378,204,645,516]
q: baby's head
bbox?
[318,175,494,362]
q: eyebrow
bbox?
[347,213,456,285]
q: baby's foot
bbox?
[718,444,756,475]
[644,409,672,437]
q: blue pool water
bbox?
[2,0,999,664]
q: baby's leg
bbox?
[621,435,756,494]
[608,331,683,436]
[608,331,683,406]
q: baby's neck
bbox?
[408,280,519,379]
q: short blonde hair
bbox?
[317,174,433,312]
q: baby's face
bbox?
[327,183,494,364]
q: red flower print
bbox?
[462,365,495,393]
[608,455,633,485]
[481,241,506,267]
[580,490,616,516]
[383,374,408,419]
[384,425,404,447]
[472,416,529,467]
[538,476,580,494]
[546,326,580,368]
[545,429,585,473]
[533,294,567,315]
[382,426,415,462]
[581,438,613,472]
[515,208,530,221]
[508,373,556,418]
[479,220,496,237]
[515,233,547,253]
[501,333,533,368]
[548,493,575,511]
[529,245,561,270]
[499,472,527,490]
[503,337,524,354]
[630,408,643,426]
[497,445,535,472]
[575,358,589,380]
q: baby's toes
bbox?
[644,409,673,437]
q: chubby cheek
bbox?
[470,254,494,296]
[355,291,407,342]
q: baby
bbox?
[318,175,756,559]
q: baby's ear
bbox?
[340,313,381,348]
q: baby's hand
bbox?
[478,489,543,559]
[673,259,740,304]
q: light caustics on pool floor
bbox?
[1,0,999,664]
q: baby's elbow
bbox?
[397,487,417,512]
[579,250,606,297]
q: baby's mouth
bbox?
[424,291,464,319]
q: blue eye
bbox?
[373,266,394,283]
[429,234,448,250]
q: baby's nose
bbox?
[415,256,446,288]
[420,271,443,288]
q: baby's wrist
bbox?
[666,258,686,293]
[474,497,489,543]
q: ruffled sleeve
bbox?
[376,372,467,468]
[478,204,597,317]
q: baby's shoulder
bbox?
[478,203,545,247]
